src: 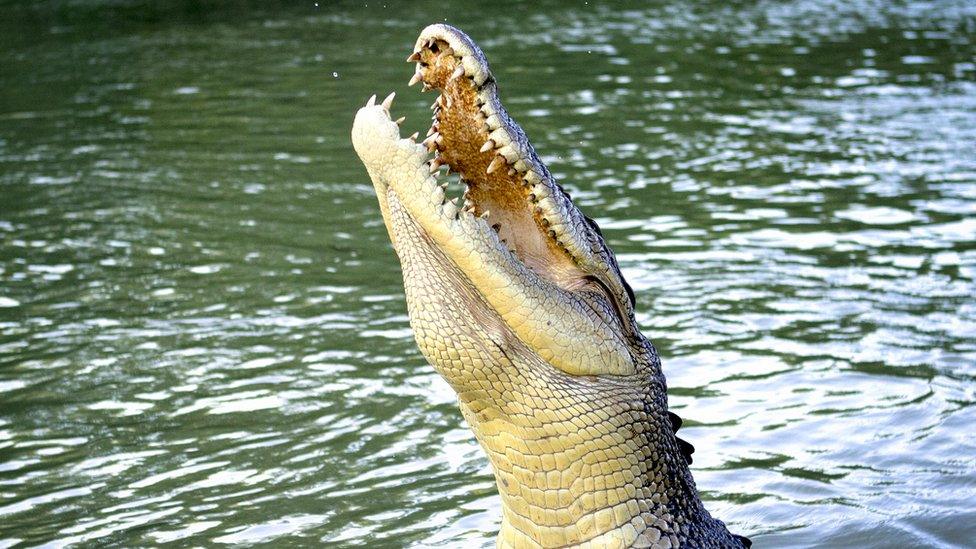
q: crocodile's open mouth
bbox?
[406,32,590,292]
[352,24,637,378]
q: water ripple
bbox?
[0,0,974,547]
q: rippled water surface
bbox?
[2,1,975,547]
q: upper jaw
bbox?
[409,24,639,338]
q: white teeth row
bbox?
[467,88,582,254]
[402,28,520,255]
[402,73,575,256]
[396,36,581,259]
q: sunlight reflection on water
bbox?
[0,0,974,547]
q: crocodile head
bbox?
[352,24,748,549]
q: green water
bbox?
[1,1,975,547]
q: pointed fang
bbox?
[394,116,405,125]
[486,156,506,174]
[382,92,395,110]
[408,72,422,87]
[449,66,464,82]
[480,140,495,153]
[406,51,421,62]
[366,94,376,107]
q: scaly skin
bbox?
[351,25,750,549]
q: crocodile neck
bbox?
[455,365,702,548]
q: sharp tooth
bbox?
[422,133,439,151]
[406,51,421,62]
[394,116,405,125]
[421,83,432,92]
[480,140,495,153]
[440,182,449,190]
[508,168,516,176]
[481,210,490,219]
[442,200,457,217]
[408,71,422,87]
[431,99,439,110]
[366,94,376,107]
[444,94,453,108]
[429,158,443,173]
[409,131,419,140]
[486,156,506,174]
[489,128,510,145]
[426,126,437,137]
[381,92,395,110]
[497,144,516,159]
[449,66,464,82]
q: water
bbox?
[1,1,974,547]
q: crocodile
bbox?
[351,24,751,549]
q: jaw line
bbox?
[352,102,635,377]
